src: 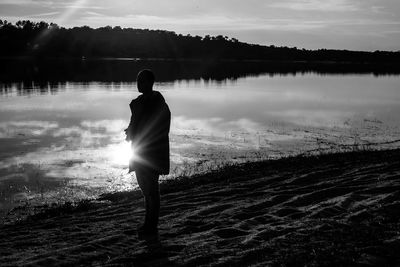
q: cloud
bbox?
[84,14,326,31]
[0,0,32,4]
[20,0,103,9]
[269,0,358,11]
[85,11,103,16]
[29,11,61,17]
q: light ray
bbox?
[57,0,88,24]
[29,0,89,53]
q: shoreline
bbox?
[1,148,400,266]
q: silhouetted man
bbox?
[125,69,171,236]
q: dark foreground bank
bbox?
[1,149,399,266]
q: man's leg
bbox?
[135,167,160,232]
[146,189,160,229]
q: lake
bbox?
[1,60,399,218]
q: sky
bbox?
[0,0,400,51]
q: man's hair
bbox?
[137,69,155,85]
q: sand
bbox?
[1,149,399,266]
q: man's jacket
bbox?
[125,90,171,174]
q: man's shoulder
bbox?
[152,91,168,105]
[130,96,142,107]
[130,91,168,108]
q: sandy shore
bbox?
[1,149,400,266]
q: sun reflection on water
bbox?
[110,141,133,166]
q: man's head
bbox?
[137,69,155,94]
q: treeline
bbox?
[1,20,399,63]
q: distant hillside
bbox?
[1,20,399,64]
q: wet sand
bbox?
[1,149,399,266]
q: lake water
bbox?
[1,60,399,217]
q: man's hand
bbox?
[124,128,131,141]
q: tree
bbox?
[0,20,399,63]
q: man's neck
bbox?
[142,90,153,96]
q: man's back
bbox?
[127,90,171,174]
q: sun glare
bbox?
[111,141,134,166]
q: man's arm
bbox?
[124,114,134,141]
[125,100,137,141]
[165,104,171,134]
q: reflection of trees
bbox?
[1,20,400,64]
[0,81,68,96]
[0,58,399,92]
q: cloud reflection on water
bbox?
[1,74,400,216]
[0,121,59,138]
